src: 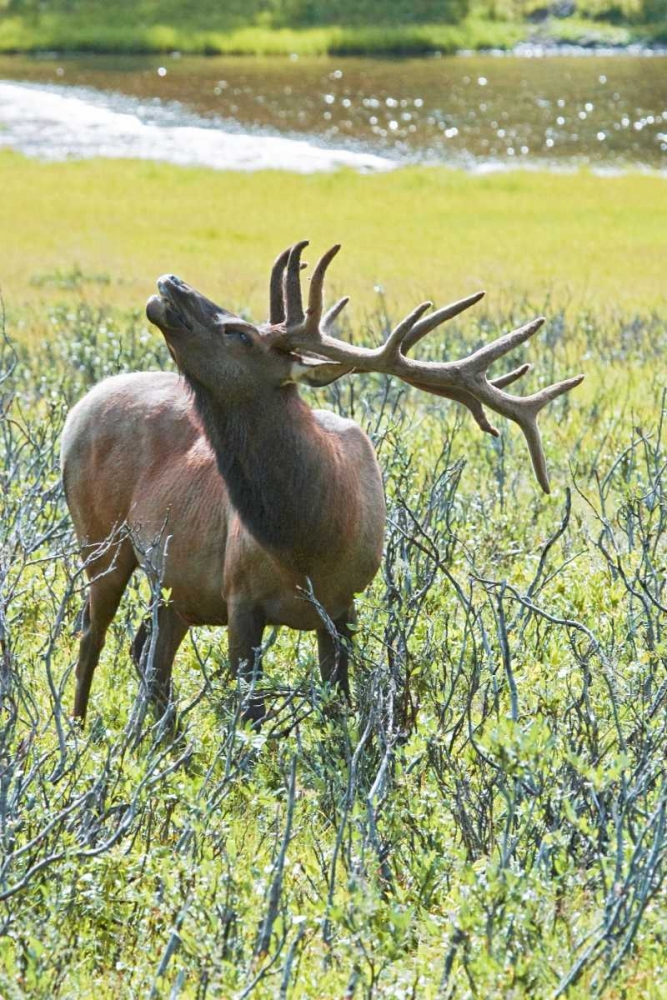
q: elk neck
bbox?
[189,381,355,569]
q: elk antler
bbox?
[269,241,584,494]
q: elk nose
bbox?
[157,274,185,296]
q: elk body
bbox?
[61,242,583,724]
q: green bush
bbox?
[2,0,271,30]
[640,0,667,19]
[260,0,470,27]
[2,0,471,26]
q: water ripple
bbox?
[0,80,396,174]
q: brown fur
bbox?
[61,369,385,723]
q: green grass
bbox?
[0,14,527,55]
[0,7,664,55]
[537,15,634,44]
[1,11,666,55]
[1,0,664,54]
[2,152,666,331]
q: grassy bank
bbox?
[1,0,665,54]
[0,15,532,55]
[1,19,665,57]
[2,152,666,330]
[1,13,665,56]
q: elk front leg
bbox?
[317,605,355,701]
[228,603,266,726]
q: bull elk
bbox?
[61,241,583,725]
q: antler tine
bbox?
[322,296,350,332]
[382,302,434,360]
[523,418,551,494]
[534,373,584,406]
[403,379,501,436]
[401,290,486,355]
[400,293,532,436]
[403,364,532,438]
[491,363,531,389]
[269,246,291,325]
[284,240,309,327]
[306,244,341,335]
[467,316,546,369]
[440,319,582,493]
[499,373,585,493]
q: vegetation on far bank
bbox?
[0,0,665,55]
[2,152,666,331]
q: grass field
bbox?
[3,152,666,326]
[1,154,667,997]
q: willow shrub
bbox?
[1,300,666,997]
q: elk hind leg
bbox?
[74,548,136,722]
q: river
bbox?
[0,52,665,173]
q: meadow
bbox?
[3,153,666,319]
[1,152,667,997]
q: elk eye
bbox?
[225,328,252,347]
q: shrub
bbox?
[269,0,470,27]
[640,0,667,20]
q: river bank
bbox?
[0,13,665,58]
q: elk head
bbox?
[146,266,340,404]
[147,242,584,492]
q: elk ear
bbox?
[286,356,353,388]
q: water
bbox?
[0,80,393,173]
[0,52,665,173]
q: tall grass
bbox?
[1,297,666,996]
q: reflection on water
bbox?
[0,80,393,173]
[0,52,665,172]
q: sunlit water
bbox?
[0,80,393,172]
[0,52,665,173]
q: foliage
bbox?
[0,14,523,55]
[1,290,667,996]
[640,0,667,22]
[0,0,471,22]
[0,0,664,53]
[482,0,643,20]
[268,0,470,27]
[1,0,471,31]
